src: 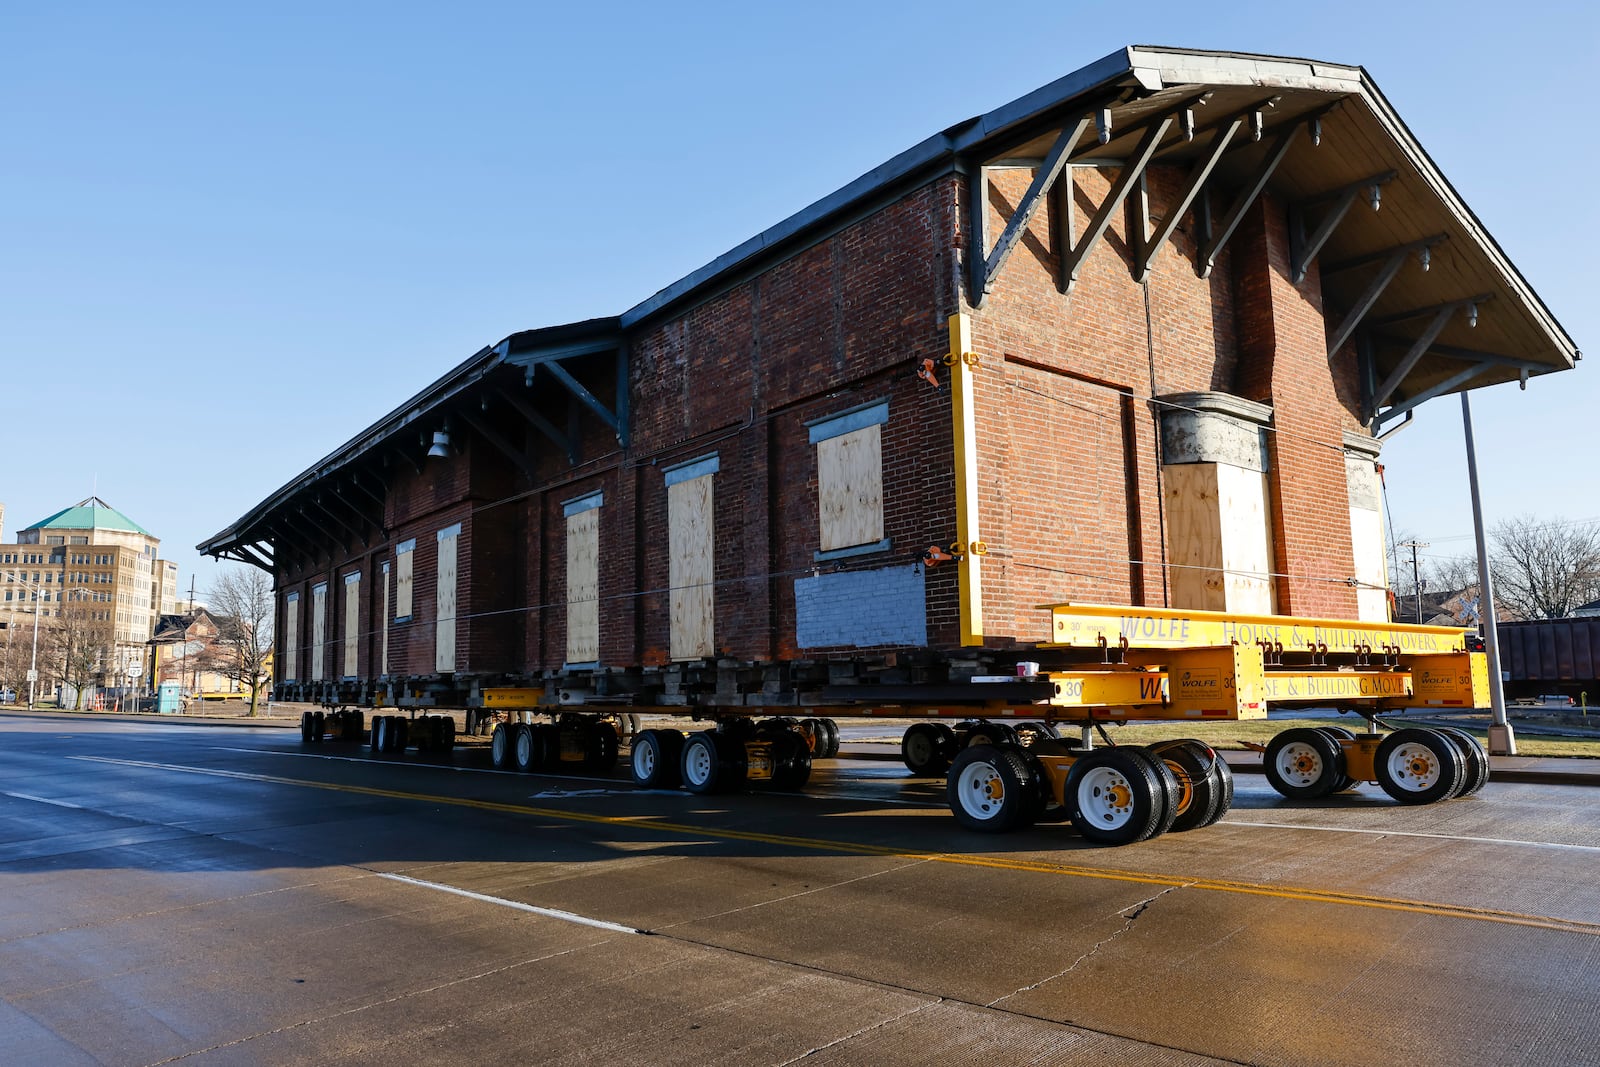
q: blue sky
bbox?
[2,2,1594,597]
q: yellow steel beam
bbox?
[949,313,984,646]
[1396,652,1489,708]
[1043,602,1469,655]
[481,687,546,708]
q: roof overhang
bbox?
[201,46,1578,566]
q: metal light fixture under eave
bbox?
[427,429,451,459]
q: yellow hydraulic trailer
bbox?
[933,603,1493,844]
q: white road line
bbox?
[3,791,84,809]
[375,872,640,934]
[1223,819,1600,853]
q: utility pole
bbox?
[1398,539,1429,624]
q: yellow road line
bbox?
[70,755,1600,938]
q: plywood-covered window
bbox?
[666,455,718,660]
[380,561,391,677]
[436,523,460,673]
[394,538,415,620]
[564,491,602,665]
[283,591,299,683]
[310,582,328,682]
[342,570,361,679]
[808,400,888,558]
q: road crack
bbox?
[987,884,1188,1007]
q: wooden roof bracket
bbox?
[1325,237,1450,358]
[503,383,576,467]
[1133,110,1248,283]
[1060,117,1173,294]
[1289,169,1397,284]
[973,114,1092,305]
[1196,119,1303,279]
[457,405,534,479]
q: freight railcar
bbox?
[203,47,1577,843]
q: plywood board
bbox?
[1216,464,1276,616]
[379,566,390,676]
[1162,463,1225,611]
[436,531,457,673]
[311,584,327,682]
[283,596,299,682]
[669,473,715,660]
[566,508,599,663]
[818,423,884,552]
[343,575,360,678]
[395,546,414,619]
[1348,504,1388,622]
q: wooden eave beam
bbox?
[1374,363,1492,431]
[541,360,626,446]
[500,385,575,465]
[306,499,363,545]
[1197,119,1304,278]
[1368,303,1464,414]
[1323,234,1448,276]
[1368,293,1494,329]
[348,471,387,510]
[1134,112,1246,283]
[457,407,533,478]
[1327,248,1409,358]
[1060,118,1173,293]
[1290,170,1396,285]
[976,115,1091,303]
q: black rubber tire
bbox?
[947,744,1036,833]
[1315,725,1361,792]
[1374,728,1465,804]
[1264,727,1345,800]
[770,730,813,791]
[680,731,725,794]
[299,711,312,743]
[1017,721,1058,747]
[1200,748,1235,828]
[963,721,1017,748]
[1065,748,1165,846]
[439,716,456,754]
[1433,726,1490,796]
[536,723,564,771]
[631,729,683,788]
[1125,747,1181,838]
[490,722,512,769]
[369,715,385,752]
[902,722,953,777]
[512,723,538,773]
[310,710,325,743]
[1150,739,1224,833]
[584,718,620,773]
[392,717,410,754]
[817,718,840,759]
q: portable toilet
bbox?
[157,682,183,715]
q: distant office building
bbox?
[0,497,176,689]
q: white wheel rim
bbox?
[1385,741,1441,792]
[491,729,505,761]
[955,760,1006,821]
[516,731,532,765]
[633,740,656,778]
[685,740,713,786]
[1273,742,1325,787]
[1077,766,1135,830]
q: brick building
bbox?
[200,47,1577,710]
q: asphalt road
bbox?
[3,712,1599,1066]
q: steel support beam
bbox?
[1060,118,1172,294]
[1197,120,1302,278]
[978,115,1091,300]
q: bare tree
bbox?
[207,567,275,716]
[1488,515,1600,621]
[48,606,113,708]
